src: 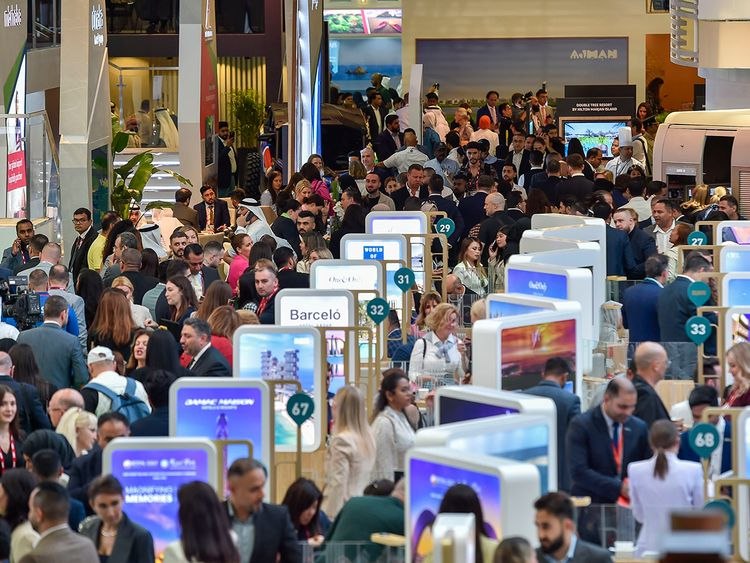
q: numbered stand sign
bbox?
[394,267,416,293]
[367,297,390,324]
[689,423,720,459]
[687,231,708,246]
[287,393,314,478]
[435,218,456,238]
[687,281,711,308]
[685,316,712,345]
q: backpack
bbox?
[86,378,150,423]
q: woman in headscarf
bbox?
[421,112,441,160]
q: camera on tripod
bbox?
[0,276,42,331]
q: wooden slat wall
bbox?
[217,56,267,147]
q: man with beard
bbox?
[216,121,236,196]
[534,491,612,562]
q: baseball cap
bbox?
[87,346,115,365]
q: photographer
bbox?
[0,219,34,273]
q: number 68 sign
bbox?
[689,422,720,459]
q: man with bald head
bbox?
[363,172,395,211]
[106,247,158,304]
[47,389,84,428]
[632,342,671,427]
[477,191,513,265]
[380,130,428,174]
[568,378,650,525]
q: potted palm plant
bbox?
[229,88,265,199]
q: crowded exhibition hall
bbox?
[1,0,749,561]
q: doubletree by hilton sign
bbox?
[3,4,21,27]
[91,4,105,46]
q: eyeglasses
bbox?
[72,218,88,224]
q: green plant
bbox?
[229,89,265,148]
[99,127,192,218]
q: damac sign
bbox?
[3,4,21,27]
[91,4,104,46]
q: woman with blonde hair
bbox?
[321,385,375,518]
[408,303,466,386]
[725,341,750,407]
[111,276,156,328]
[453,107,474,146]
[56,408,98,457]
[410,291,441,338]
[294,179,313,204]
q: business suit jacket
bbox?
[374,129,403,161]
[223,501,302,563]
[106,270,159,305]
[605,225,636,277]
[14,256,39,275]
[278,268,309,290]
[365,105,387,142]
[524,380,581,492]
[391,185,429,211]
[632,375,670,427]
[556,174,595,205]
[0,375,51,435]
[505,150,531,179]
[426,194,464,247]
[194,199,231,231]
[18,527,99,563]
[567,406,650,504]
[130,405,170,437]
[17,322,88,389]
[622,278,662,343]
[68,227,99,281]
[188,345,231,377]
[628,453,703,556]
[657,275,700,342]
[172,203,199,229]
[535,539,612,563]
[678,421,732,474]
[79,512,155,563]
[217,141,234,193]
[68,447,103,512]
[627,227,658,279]
[271,215,302,258]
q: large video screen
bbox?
[500,319,577,391]
[563,121,627,157]
[438,396,518,424]
[236,331,319,450]
[726,278,750,307]
[111,448,210,558]
[448,424,551,493]
[723,249,750,273]
[409,457,501,562]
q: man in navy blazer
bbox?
[678,385,732,475]
[622,255,668,344]
[180,318,230,378]
[475,90,501,131]
[613,207,657,279]
[193,185,231,231]
[374,115,403,161]
[567,378,650,542]
[591,202,636,277]
[524,357,581,492]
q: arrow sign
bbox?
[687,281,711,307]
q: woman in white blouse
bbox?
[409,303,466,387]
[370,369,416,482]
[452,237,488,297]
[321,385,375,518]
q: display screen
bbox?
[500,319,577,391]
[409,457,501,562]
[448,424,551,493]
[487,300,544,319]
[111,448,210,558]
[726,279,750,307]
[438,396,518,424]
[343,239,406,315]
[173,386,265,477]
[326,329,347,394]
[506,269,568,300]
[236,331,318,449]
[722,249,750,273]
[323,9,402,35]
[721,226,750,245]
[369,217,427,291]
[562,121,627,157]
[727,309,750,344]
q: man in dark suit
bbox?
[534,492,613,563]
[390,164,429,211]
[426,175,464,250]
[567,378,650,542]
[475,90,501,131]
[68,412,130,513]
[225,458,302,563]
[525,357,581,492]
[612,208,657,279]
[183,244,221,301]
[21,482,99,563]
[0,352,50,434]
[477,192,515,265]
[173,187,199,228]
[0,218,34,272]
[68,208,98,282]
[591,202,637,277]
[505,132,531,180]
[678,385,732,475]
[632,342,671,427]
[535,157,564,206]
[556,154,594,206]
[216,121,236,197]
[194,185,231,232]
[622,255,668,344]
[17,296,88,390]
[364,91,387,144]
[584,147,602,181]
[107,248,159,304]
[254,259,279,324]
[271,199,302,258]
[657,253,715,377]
[273,247,309,289]
[130,369,174,437]
[374,114,403,161]
[181,318,231,378]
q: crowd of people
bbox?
[0,78,741,561]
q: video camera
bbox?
[0,276,42,331]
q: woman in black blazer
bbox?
[79,475,154,563]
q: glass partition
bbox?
[29,0,61,48]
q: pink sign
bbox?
[6,149,27,217]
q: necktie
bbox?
[612,421,620,447]
[76,236,83,249]
[208,205,214,227]
[489,106,496,123]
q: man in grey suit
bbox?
[20,481,99,563]
[17,296,88,390]
[524,357,581,492]
[534,492,612,563]
[173,187,199,228]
